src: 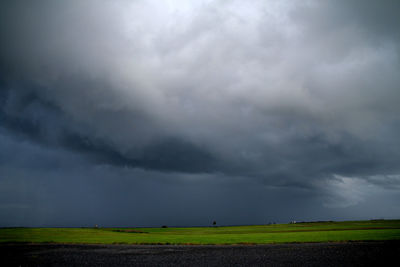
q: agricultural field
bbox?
[1,220,400,245]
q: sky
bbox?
[1,0,400,227]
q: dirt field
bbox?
[1,241,399,266]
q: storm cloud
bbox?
[1,0,400,227]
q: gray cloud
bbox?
[1,0,400,226]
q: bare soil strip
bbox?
[2,241,399,266]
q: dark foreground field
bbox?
[2,241,399,267]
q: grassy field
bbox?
[1,220,400,245]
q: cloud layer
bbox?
[1,0,400,226]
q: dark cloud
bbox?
[0,87,217,173]
[1,0,400,226]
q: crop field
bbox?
[1,220,400,245]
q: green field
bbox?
[1,220,400,245]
